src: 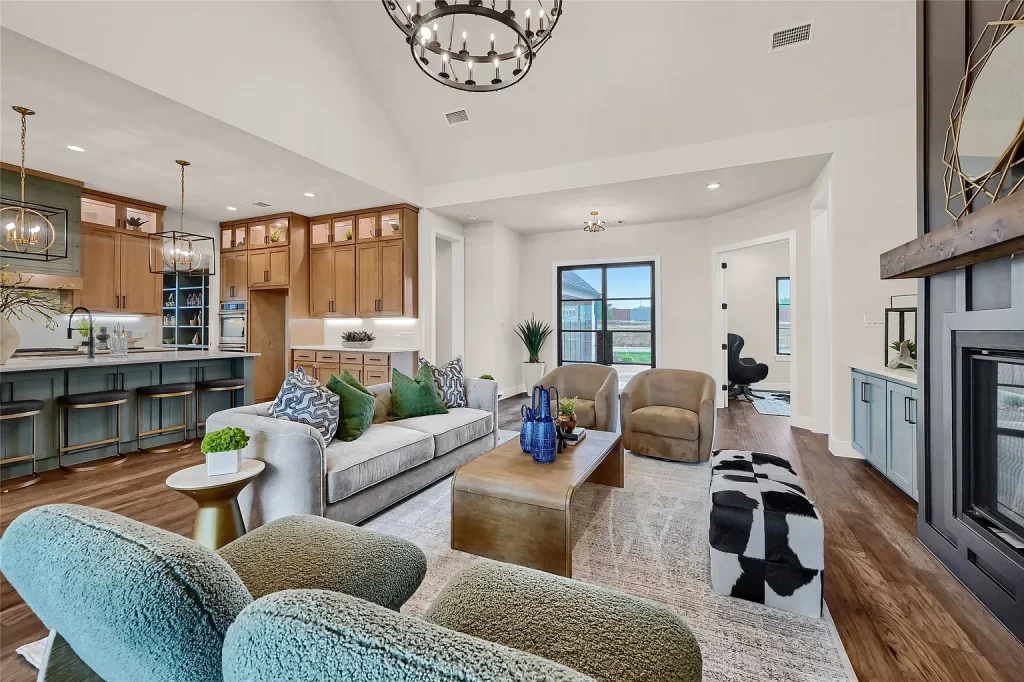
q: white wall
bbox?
[464,221,522,395]
[726,240,791,391]
[435,239,453,365]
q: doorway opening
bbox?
[557,261,655,390]
[712,232,797,418]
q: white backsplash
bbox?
[9,314,162,350]
[322,318,421,350]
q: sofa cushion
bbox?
[420,355,468,408]
[630,406,699,440]
[325,370,375,442]
[270,367,340,441]
[391,407,493,457]
[390,365,448,420]
[325,425,434,503]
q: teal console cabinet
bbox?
[851,368,918,501]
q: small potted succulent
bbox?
[125,216,148,231]
[341,330,376,349]
[201,426,250,476]
[557,395,579,432]
[344,230,353,241]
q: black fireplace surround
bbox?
[956,333,1024,569]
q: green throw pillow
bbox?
[326,370,375,441]
[391,364,448,420]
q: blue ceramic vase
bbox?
[520,404,534,453]
[530,384,559,464]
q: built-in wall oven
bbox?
[218,302,247,352]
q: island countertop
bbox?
[0,350,260,373]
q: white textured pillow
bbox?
[270,367,340,441]
[419,356,467,408]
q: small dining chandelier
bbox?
[583,211,605,233]
[382,0,562,92]
[0,106,68,261]
[149,160,215,276]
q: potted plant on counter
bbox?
[341,330,376,349]
[558,395,579,432]
[0,268,70,365]
[201,426,250,476]
[515,315,552,390]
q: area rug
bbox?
[751,390,791,416]
[365,448,853,682]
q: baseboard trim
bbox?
[828,437,864,460]
[499,383,525,400]
[757,382,791,392]
[790,414,814,431]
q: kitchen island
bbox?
[0,350,258,475]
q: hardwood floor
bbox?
[1,401,1022,681]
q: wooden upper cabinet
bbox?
[333,216,355,245]
[221,252,248,301]
[379,210,403,241]
[249,247,289,287]
[124,204,160,234]
[312,215,355,248]
[248,221,267,248]
[310,249,333,316]
[356,213,379,242]
[310,219,332,249]
[221,224,247,251]
[333,245,357,317]
[356,242,380,316]
[119,232,160,314]
[79,226,119,311]
[379,241,404,315]
[81,195,119,230]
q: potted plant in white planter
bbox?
[0,268,70,365]
[201,426,250,476]
[515,315,552,390]
[341,330,375,349]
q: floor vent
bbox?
[444,108,470,127]
[251,201,271,208]
[770,22,813,52]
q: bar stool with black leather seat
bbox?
[136,382,197,454]
[195,377,246,435]
[57,390,131,471]
[1,399,44,491]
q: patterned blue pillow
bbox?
[270,367,340,441]
[419,356,467,408]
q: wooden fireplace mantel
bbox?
[880,191,1024,279]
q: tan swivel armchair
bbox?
[620,369,716,463]
[533,364,619,432]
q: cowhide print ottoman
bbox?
[708,450,824,617]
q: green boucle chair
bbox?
[223,559,703,682]
[0,504,427,682]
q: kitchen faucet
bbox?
[67,307,95,358]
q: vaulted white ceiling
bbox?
[332,0,915,185]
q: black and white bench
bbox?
[709,450,824,617]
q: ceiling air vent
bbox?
[770,22,813,53]
[251,201,271,208]
[444,108,470,127]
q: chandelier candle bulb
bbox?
[461,31,468,54]
[414,0,421,20]
[466,60,475,85]
[492,58,501,84]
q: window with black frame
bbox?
[557,262,655,370]
[776,277,791,356]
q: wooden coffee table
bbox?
[451,430,623,577]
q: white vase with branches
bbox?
[0,268,70,364]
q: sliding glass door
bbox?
[557,262,655,371]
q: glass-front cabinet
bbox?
[356,213,379,241]
[310,215,354,248]
[81,195,118,229]
[333,216,355,245]
[250,218,289,249]
[81,192,163,233]
[221,224,247,251]
[124,204,159,233]
[379,210,403,241]
[310,219,331,248]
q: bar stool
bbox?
[196,377,247,434]
[137,382,196,454]
[58,390,131,472]
[1,399,44,491]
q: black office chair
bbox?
[727,333,769,402]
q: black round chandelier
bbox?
[383,0,563,92]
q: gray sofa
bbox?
[206,378,498,529]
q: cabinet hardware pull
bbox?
[122,296,126,309]
[909,398,917,425]
[904,396,910,423]
[115,295,120,309]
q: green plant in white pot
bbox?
[0,268,70,365]
[515,315,552,390]
[201,427,250,476]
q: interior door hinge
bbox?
[722,384,728,391]
[722,303,728,310]
[722,343,727,350]
[721,262,728,269]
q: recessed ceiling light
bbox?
[66,145,85,152]
[226,206,238,211]
[706,182,722,190]
[468,214,477,220]
[303,192,316,198]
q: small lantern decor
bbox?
[885,294,917,370]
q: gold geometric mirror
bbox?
[942,1,1024,220]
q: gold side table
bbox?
[166,459,265,550]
